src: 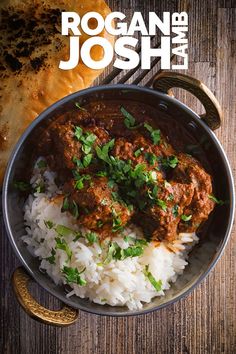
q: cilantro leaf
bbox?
[83,154,93,167]
[134,148,144,157]
[145,152,157,166]
[85,232,98,244]
[104,240,146,264]
[181,214,192,222]
[55,224,75,237]
[71,200,79,218]
[61,196,70,212]
[75,102,86,111]
[208,194,225,205]
[144,265,162,291]
[121,107,142,129]
[144,123,161,145]
[55,237,72,261]
[172,204,179,217]
[96,139,115,165]
[37,160,47,169]
[44,220,54,229]
[74,173,91,190]
[62,266,86,286]
[160,155,179,169]
[156,199,167,211]
[74,126,83,140]
[13,181,31,192]
[46,248,56,264]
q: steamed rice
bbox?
[22,159,198,310]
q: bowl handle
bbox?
[12,267,79,326]
[152,71,222,130]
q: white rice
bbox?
[22,159,198,310]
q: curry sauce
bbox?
[37,101,215,242]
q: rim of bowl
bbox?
[2,84,235,316]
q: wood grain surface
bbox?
[1,1,235,353]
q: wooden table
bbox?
[1,1,235,353]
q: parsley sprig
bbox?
[121,106,142,129]
[144,265,162,291]
[144,123,161,145]
[62,266,86,286]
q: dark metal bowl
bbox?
[2,73,235,321]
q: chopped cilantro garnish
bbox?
[96,139,115,164]
[73,154,93,168]
[97,220,104,228]
[46,248,56,264]
[34,182,45,194]
[62,266,86,286]
[13,181,31,192]
[44,220,54,229]
[160,155,179,169]
[104,240,147,264]
[61,196,70,212]
[75,102,86,111]
[107,179,116,188]
[37,160,47,169]
[181,214,192,222]
[112,215,123,232]
[74,126,83,140]
[121,106,142,129]
[80,132,97,149]
[72,156,83,168]
[85,232,98,244]
[71,200,79,218]
[55,224,75,237]
[167,193,174,201]
[96,171,107,177]
[144,265,162,291]
[73,232,83,242]
[147,185,159,200]
[74,127,97,155]
[74,173,91,190]
[83,154,93,167]
[82,144,91,154]
[208,194,225,205]
[134,148,144,157]
[144,123,161,145]
[172,204,179,217]
[118,245,143,259]
[145,152,157,166]
[156,199,167,211]
[55,237,72,261]
[103,243,119,264]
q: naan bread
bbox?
[0,0,114,185]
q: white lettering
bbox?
[59,36,80,70]
[81,37,113,69]
[149,12,170,35]
[105,12,127,35]
[141,36,170,69]
[114,37,139,69]
[61,12,81,36]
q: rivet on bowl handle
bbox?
[152,71,223,131]
[12,267,79,326]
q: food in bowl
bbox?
[19,100,218,310]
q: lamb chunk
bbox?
[63,177,133,237]
[173,153,215,232]
[136,181,194,242]
[47,122,82,171]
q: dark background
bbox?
[1,0,235,353]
